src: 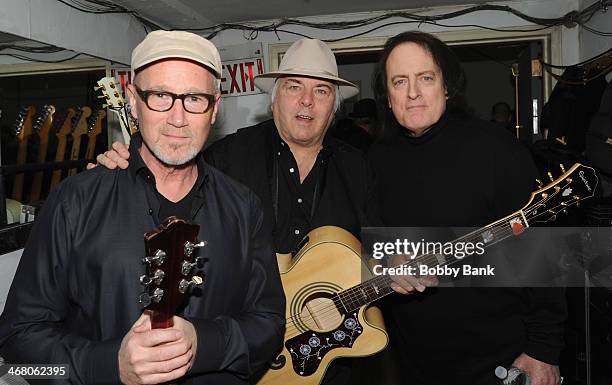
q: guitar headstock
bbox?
[13,106,36,139]
[140,216,206,328]
[96,77,127,110]
[87,110,106,136]
[55,108,77,136]
[523,163,598,225]
[33,105,56,137]
[95,76,136,143]
[71,106,92,136]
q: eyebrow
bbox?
[390,70,438,80]
[284,78,333,89]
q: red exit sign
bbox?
[220,58,265,97]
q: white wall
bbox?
[208,0,583,136]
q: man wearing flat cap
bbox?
[0,30,285,385]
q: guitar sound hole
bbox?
[300,293,343,332]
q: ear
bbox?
[209,94,222,126]
[126,83,139,120]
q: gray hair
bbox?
[271,79,342,114]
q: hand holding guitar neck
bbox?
[119,216,207,385]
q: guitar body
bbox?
[260,226,387,385]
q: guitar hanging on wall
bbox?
[67,106,92,177]
[29,105,56,203]
[84,109,106,161]
[11,106,36,202]
[50,108,77,190]
[258,163,598,385]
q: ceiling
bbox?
[109,0,492,28]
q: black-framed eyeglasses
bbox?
[135,87,217,114]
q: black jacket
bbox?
[204,119,379,252]
[0,133,286,385]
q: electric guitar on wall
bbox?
[95,77,137,145]
[11,106,36,202]
[29,105,56,203]
[67,106,92,177]
[50,108,77,190]
[84,109,106,161]
[258,163,598,385]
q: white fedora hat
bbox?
[254,38,359,99]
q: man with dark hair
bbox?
[369,31,565,385]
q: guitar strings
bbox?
[282,197,574,338]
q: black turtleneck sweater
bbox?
[368,112,566,385]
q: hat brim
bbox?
[254,70,359,100]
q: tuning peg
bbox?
[138,292,151,307]
[181,260,197,276]
[151,288,164,302]
[97,95,107,99]
[559,164,566,173]
[102,104,109,109]
[113,91,120,98]
[143,249,166,266]
[547,172,555,182]
[178,276,204,293]
[184,240,207,257]
[94,85,106,91]
[536,179,543,188]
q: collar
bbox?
[396,110,450,145]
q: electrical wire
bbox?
[0,52,82,63]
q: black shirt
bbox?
[204,119,379,254]
[274,135,334,252]
[0,133,285,385]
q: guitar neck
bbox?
[336,211,527,313]
[151,311,174,329]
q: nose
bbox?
[407,79,421,100]
[300,88,314,107]
[166,99,188,127]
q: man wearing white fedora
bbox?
[95,37,383,384]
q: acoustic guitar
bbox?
[11,106,36,202]
[84,110,106,161]
[258,163,598,385]
[29,105,56,203]
[50,108,77,190]
[68,106,92,176]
